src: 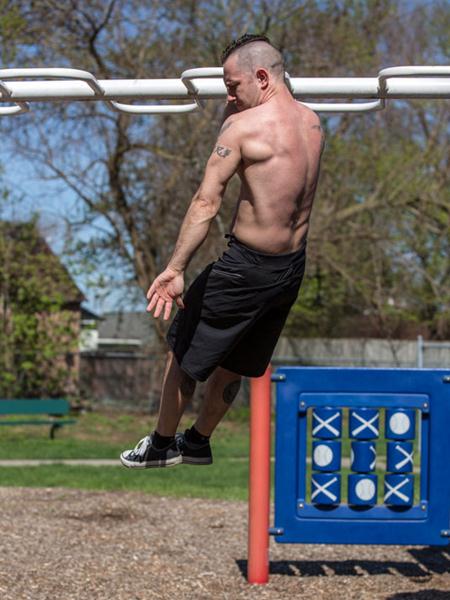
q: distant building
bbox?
[80,311,156,354]
[79,311,160,409]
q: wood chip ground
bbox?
[1,487,449,599]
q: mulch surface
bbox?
[1,487,449,600]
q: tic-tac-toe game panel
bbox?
[273,368,450,546]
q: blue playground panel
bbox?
[273,368,450,546]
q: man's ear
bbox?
[256,68,269,89]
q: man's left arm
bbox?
[146,120,241,320]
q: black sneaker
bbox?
[120,433,182,468]
[176,430,213,465]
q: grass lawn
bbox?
[0,408,253,500]
[0,410,250,460]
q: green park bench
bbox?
[0,399,77,439]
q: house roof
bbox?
[81,306,101,321]
[0,221,85,305]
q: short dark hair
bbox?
[221,33,274,64]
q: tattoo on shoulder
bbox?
[215,145,232,158]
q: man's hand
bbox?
[146,267,185,321]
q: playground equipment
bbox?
[249,367,450,584]
[0,66,449,115]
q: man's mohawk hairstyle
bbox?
[221,33,273,64]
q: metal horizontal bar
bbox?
[302,100,383,113]
[108,100,199,114]
[0,102,29,115]
[1,76,449,102]
[0,65,448,116]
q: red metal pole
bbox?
[248,365,272,584]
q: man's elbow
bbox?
[191,191,221,219]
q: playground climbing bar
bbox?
[0,66,449,115]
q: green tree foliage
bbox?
[0,220,82,397]
[0,0,26,63]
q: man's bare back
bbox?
[221,98,323,254]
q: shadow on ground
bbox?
[236,547,450,580]
[387,592,450,600]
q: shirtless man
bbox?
[120,33,324,468]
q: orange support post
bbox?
[248,365,272,584]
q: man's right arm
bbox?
[146,118,243,320]
[166,120,242,274]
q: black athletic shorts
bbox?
[166,234,307,381]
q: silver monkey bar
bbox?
[0,65,449,116]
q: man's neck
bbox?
[260,84,293,105]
